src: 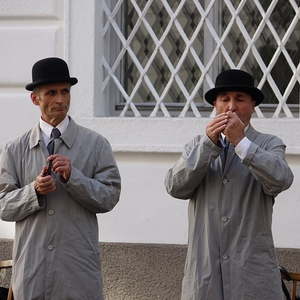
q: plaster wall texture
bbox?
[0,0,63,17]
[0,0,299,251]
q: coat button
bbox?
[222,178,229,184]
[222,216,229,223]
[223,255,229,260]
[48,209,55,216]
[48,245,55,251]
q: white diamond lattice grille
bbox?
[102,0,300,118]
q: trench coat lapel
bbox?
[59,117,78,149]
[29,124,49,159]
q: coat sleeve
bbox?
[63,138,121,214]
[0,146,44,222]
[165,135,222,199]
[242,136,293,196]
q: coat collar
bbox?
[245,123,259,141]
[59,117,78,149]
[29,117,78,149]
[29,124,42,149]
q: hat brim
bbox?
[204,86,264,106]
[25,77,78,91]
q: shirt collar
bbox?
[39,116,69,138]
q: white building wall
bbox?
[0,0,299,249]
[0,0,68,233]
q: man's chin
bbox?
[52,109,68,116]
[46,113,68,125]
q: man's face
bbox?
[31,82,71,126]
[213,91,255,125]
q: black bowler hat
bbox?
[25,57,78,91]
[204,69,264,106]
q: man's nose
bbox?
[227,100,237,111]
[55,93,64,102]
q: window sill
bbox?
[75,117,300,155]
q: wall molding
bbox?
[75,117,300,154]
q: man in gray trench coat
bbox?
[0,57,121,300]
[165,69,293,300]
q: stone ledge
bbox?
[1,239,299,299]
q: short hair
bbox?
[32,87,40,94]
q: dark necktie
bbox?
[220,137,229,169]
[47,128,61,155]
[223,137,229,162]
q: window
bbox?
[102,0,300,118]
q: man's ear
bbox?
[31,92,39,106]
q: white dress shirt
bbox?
[39,116,69,146]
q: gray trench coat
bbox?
[0,118,121,300]
[165,125,293,300]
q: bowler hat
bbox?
[204,69,264,106]
[26,57,78,91]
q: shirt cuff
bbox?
[235,137,251,160]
